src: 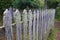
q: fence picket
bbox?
[13,9,22,40]
[3,9,55,40]
[43,10,46,40]
[33,10,36,40]
[22,9,28,40]
[3,9,13,40]
[39,9,43,40]
[28,10,33,40]
[36,10,39,40]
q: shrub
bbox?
[0,0,12,13]
[12,0,44,9]
[55,6,60,21]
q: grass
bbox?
[47,28,57,40]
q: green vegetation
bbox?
[47,0,60,8]
[0,0,12,13]
[0,0,60,40]
[47,28,57,40]
[12,0,44,9]
[0,0,60,11]
[0,0,13,26]
[55,6,60,21]
[0,0,60,26]
[47,0,60,21]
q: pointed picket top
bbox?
[23,9,27,14]
[13,9,21,20]
[14,9,21,23]
[33,10,36,18]
[3,9,8,14]
[23,9,28,22]
[3,9,9,17]
[34,10,36,17]
[29,9,31,13]
[15,9,20,13]
[29,9,32,17]
[29,10,32,17]
[15,9,21,16]
[3,9,9,26]
[3,9,12,19]
[14,9,20,15]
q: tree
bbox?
[47,0,60,8]
[0,0,12,13]
[12,0,45,9]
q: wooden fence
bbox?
[3,9,55,40]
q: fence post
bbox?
[3,9,13,40]
[13,9,22,40]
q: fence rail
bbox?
[3,9,55,40]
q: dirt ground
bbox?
[55,20,60,40]
[0,20,60,40]
[0,33,16,40]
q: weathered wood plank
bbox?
[39,9,43,40]
[13,9,22,40]
[28,10,33,40]
[3,9,55,40]
[3,9,13,40]
[22,9,28,40]
[33,10,36,40]
[36,10,39,40]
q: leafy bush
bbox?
[55,6,60,21]
[0,0,12,13]
[12,0,44,9]
[0,0,12,26]
[47,0,60,9]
